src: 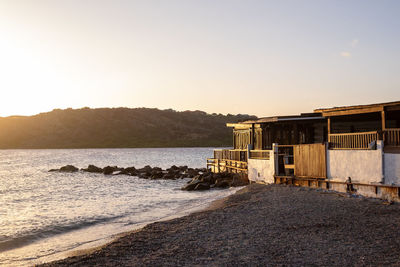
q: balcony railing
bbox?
[384,128,400,147]
[328,131,379,150]
[249,150,271,160]
[213,149,248,162]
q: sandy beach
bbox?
[40,184,400,266]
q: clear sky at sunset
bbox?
[0,0,399,117]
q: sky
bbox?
[0,0,399,117]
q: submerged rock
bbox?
[103,166,121,175]
[82,165,103,173]
[49,165,79,173]
[194,183,210,190]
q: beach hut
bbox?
[208,100,400,200]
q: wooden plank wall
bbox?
[254,128,263,150]
[294,143,327,178]
[233,129,251,149]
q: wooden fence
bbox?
[384,129,400,147]
[328,131,379,150]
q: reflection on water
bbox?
[0,148,237,266]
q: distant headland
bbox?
[0,108,255,149]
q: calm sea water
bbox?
[0,148,238,266]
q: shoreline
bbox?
[41,184,400,266]
[34,186,242,266]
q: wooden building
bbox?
[207,101,400,201]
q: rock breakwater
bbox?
[49,165,249,191]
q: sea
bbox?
[0,147,239,266]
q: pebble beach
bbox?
[41,184,400,266]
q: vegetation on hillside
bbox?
[0,108,255,149]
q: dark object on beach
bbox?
[49,165,79,173]
[82,165,103,173]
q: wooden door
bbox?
[294,144,327,178]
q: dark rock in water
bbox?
[194,183,210,190]
[181,177,203,191]
[181,182,198,191]
[82,165,103,173]
[199,168,208,173]
[214,179,230,188]
[143,165,153,171]
[142,171,152,178]
[118,167,137,176]
[170,165,179,171]
[201,174,214,184]
[49,165,79,172]
[60,165,79,172]
[151,171,164,179]
[187,168,199,178]
[152,167,162,172]
[162,173,175,180]
[179,165,188,171]
[103,166,120,175]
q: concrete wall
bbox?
[327,141,384,184]
[384,153,400,185]
[248,149,276,184]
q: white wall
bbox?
[384,153,400,185]
[327,141,384,184]
[248,149,276,184]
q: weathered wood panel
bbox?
[233,129,251,150]
[294,144,326,178]
[254,128,263,150]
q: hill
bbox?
[0,108,256,149]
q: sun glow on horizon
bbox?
[1,1,400,118]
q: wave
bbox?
[0,214,125,253]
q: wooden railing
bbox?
[213,149,248,162]
[328,131,379,150]
[249,150,271,160]
[206,158,248,173]
[384,129,400,147]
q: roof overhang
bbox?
[227,114,325,128]
[315,100,400,117]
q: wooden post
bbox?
[381,110,386,141]
[233,130,236,149]
[327,117,331,143]
[251,124,255,148]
